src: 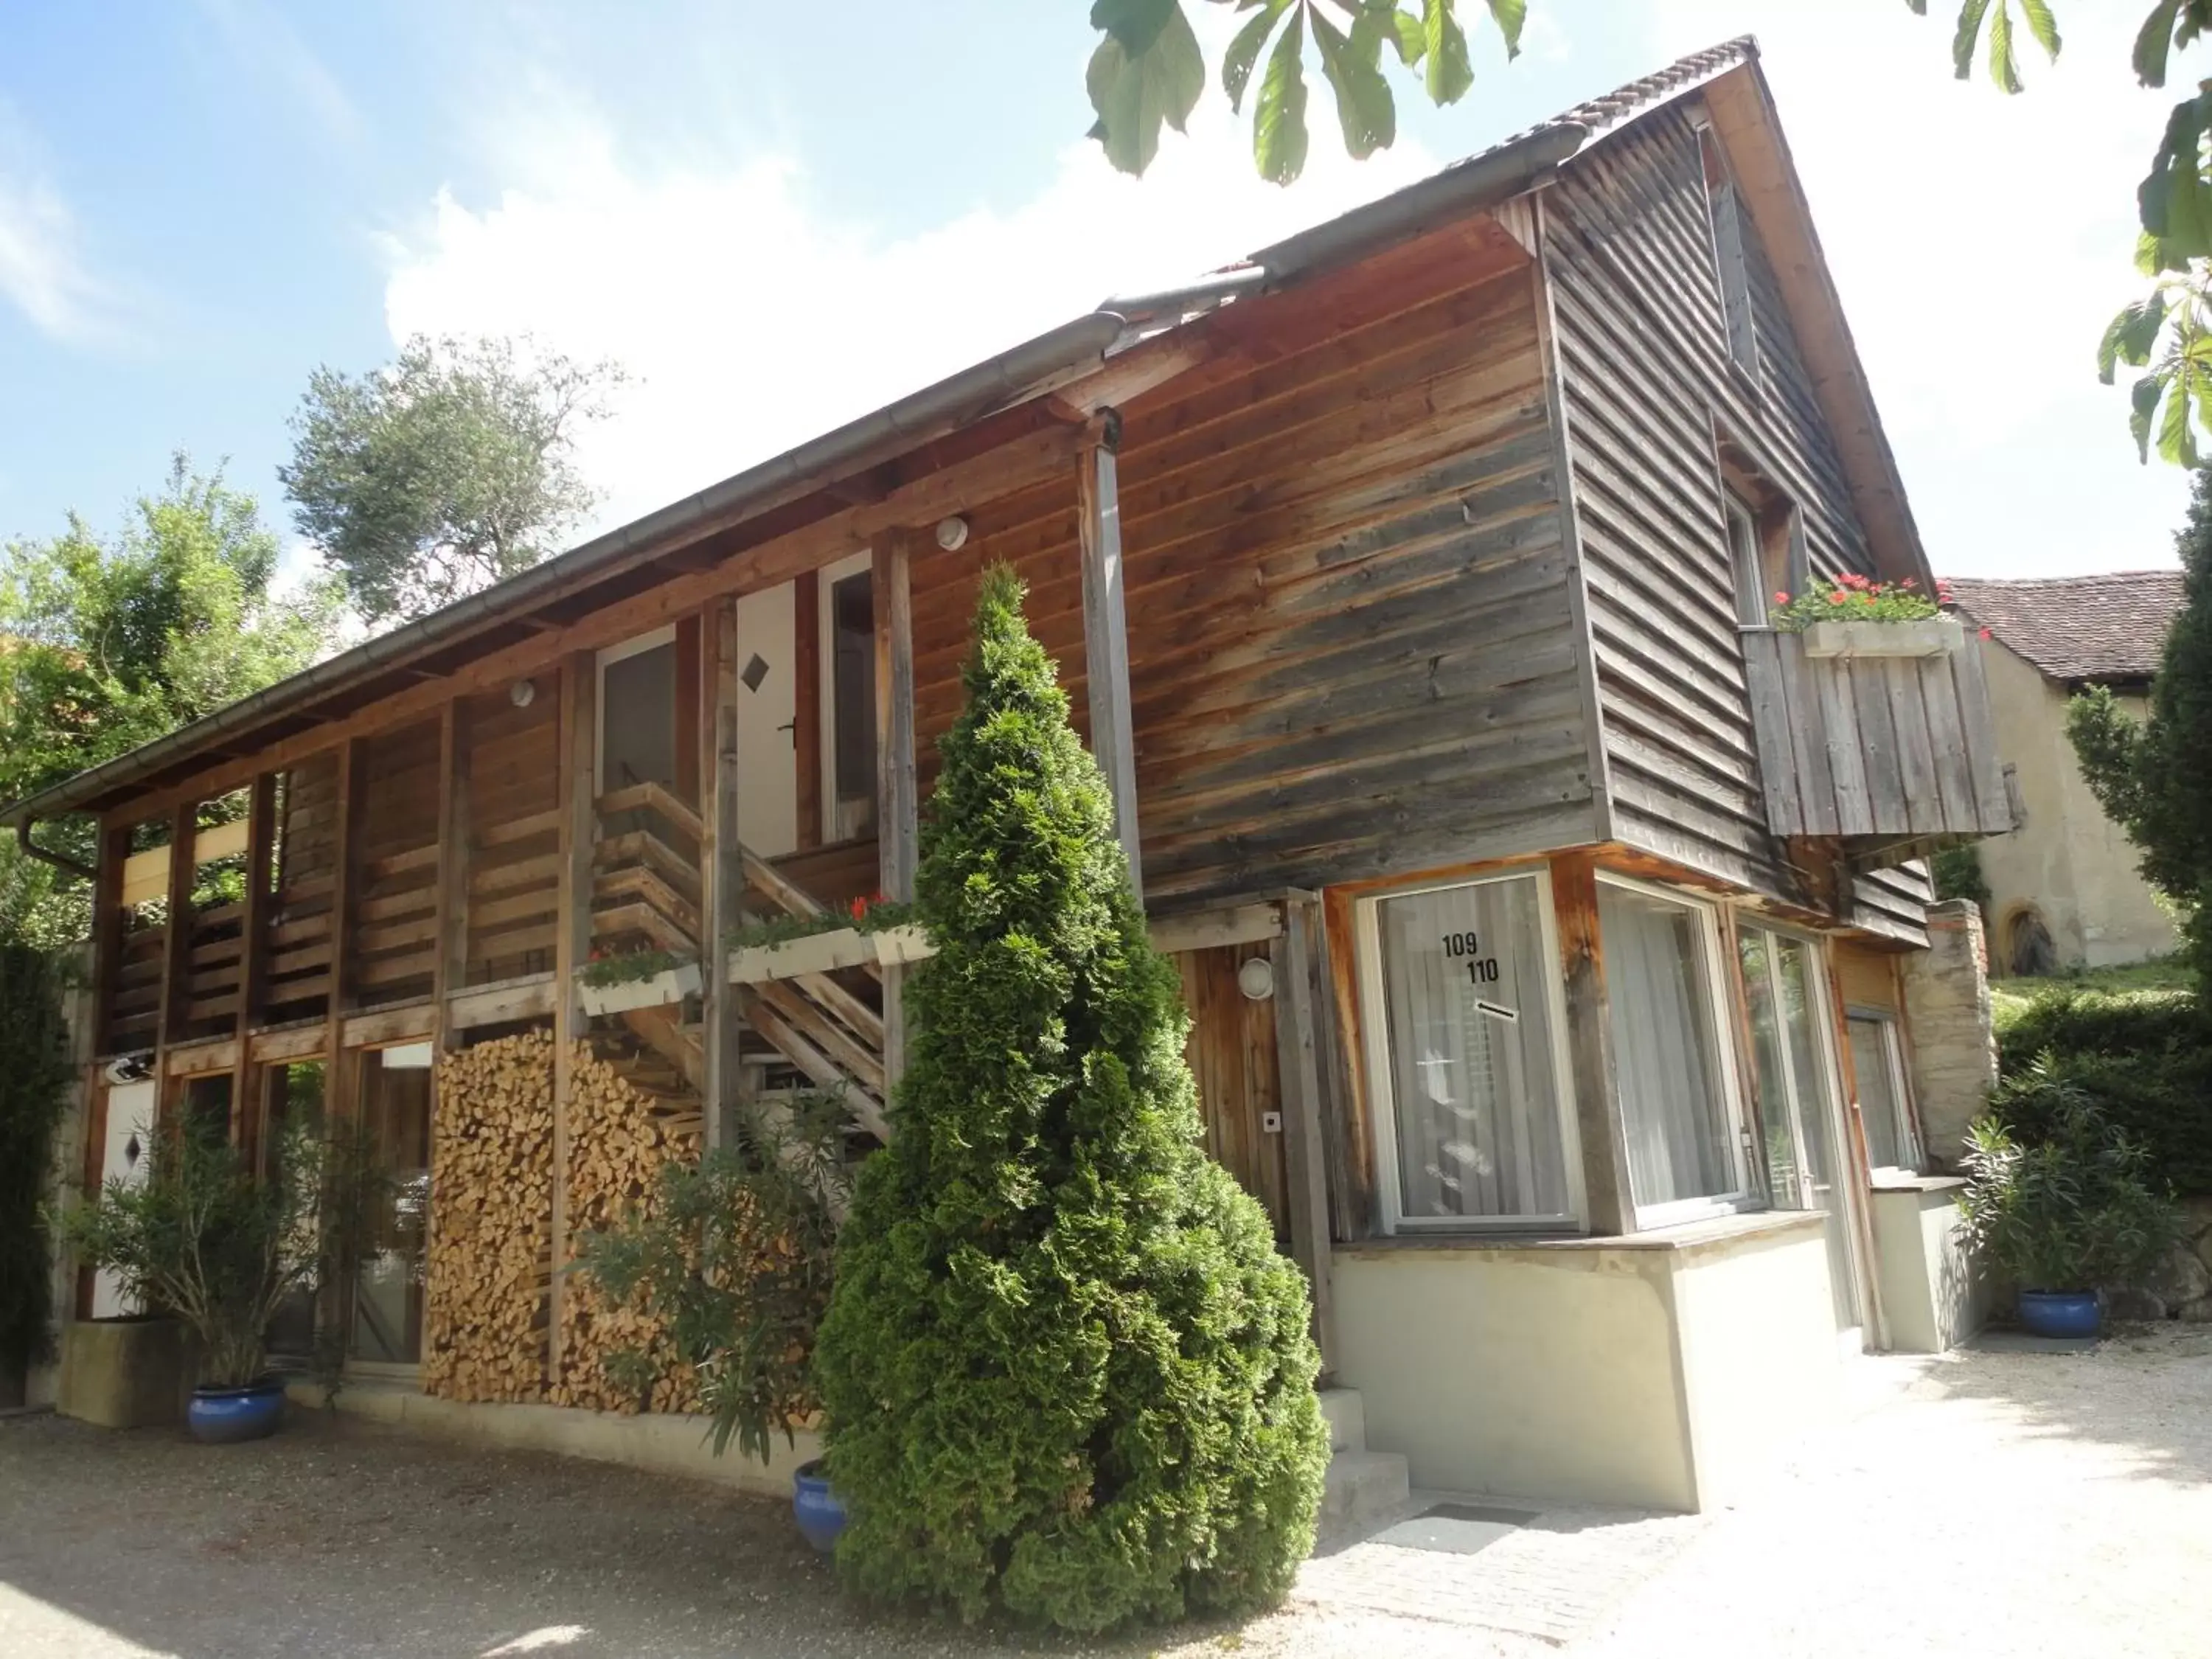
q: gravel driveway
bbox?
[4,1324,2208,1658]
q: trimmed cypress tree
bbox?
[2069,467,2212,999]
[813,566,1326,1633]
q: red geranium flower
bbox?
[1773,590,1790,605]
[1978,627,1992,641]
[1826,591,1848,605]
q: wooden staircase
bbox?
[585,782,892,1140]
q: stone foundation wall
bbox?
[1901,900,1997,1169]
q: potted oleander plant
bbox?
[571,1090,852,1550]
[1958,1063,2180,1339]
[61,1113,330,1441]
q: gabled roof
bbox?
[1948,572,2185,683]
[6,36,1923,830]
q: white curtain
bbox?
[1599,886,1734,1209]
[1377,877,1569,1222]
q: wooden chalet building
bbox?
[15,41,2013,1512]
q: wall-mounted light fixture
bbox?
[509,678,537,709]
[935,515,970,552]
[1237,957,1276,1002]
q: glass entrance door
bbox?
[349,1045,432,1366]
[1738,927,1864,1343]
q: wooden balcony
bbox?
[1740,620,2017,868]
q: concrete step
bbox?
[1321,1449,1412,1537]
[1318,1387,1366,1455]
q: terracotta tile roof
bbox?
[1947,572,2186,682]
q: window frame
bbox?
[816,549,877,844]
[1846,1006,1924,1177]
[1355,866,1587,1237]
[1595,872,1759,1229]
[1696,120,1761,382]
[593,623,678,799]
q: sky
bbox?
[0,0,2194,586]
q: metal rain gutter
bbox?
[1,310,1127,830]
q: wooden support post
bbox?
[431,700,470,1050]
[316,741,363,1352]
[1077,412,1143,900]
[550,653,597,1378]
[153,801,198,1119]
[1271,894,1335,1368]
[874,528,917,1097]
[793,572,822,851]
[1551,851,1635,1235]
[702,599,746,1149]
[232,773,276,1155]
[90,819,128,1059]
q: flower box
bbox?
[578,960,702,1016]
[729,924,937,985]
[1798,616,1962,661]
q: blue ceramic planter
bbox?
[2017,1290,2101,1340]
[187,1380,286,1444]
[792,1459,846,1554]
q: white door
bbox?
[735,583,799,858]
[90,1080,156,1319]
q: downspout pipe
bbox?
[16,817,95,882]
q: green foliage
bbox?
[0,947,72,1378]
[0,459,340,947]
[1930,843,1992,922]
[573,1093,853,1463]
[2067,467,2212,986]
[280,335,624,627]
[1768,572,1943,632]
[1992,977,2212,1194]
[812,567,1326,1634]
[58,1113,330,1388]
[725,897,920,955]
[1088,0,1520,186]
[578,947,694,989]
[1961,1062,2182,1292]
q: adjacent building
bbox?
[1950,572,2185,974]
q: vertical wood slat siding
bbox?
[901,257,1598,908]
[1545,105,1886,907]
[1175,944,1289,1239]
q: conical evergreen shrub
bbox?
[813,566,1327,1633]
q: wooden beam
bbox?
[230,773,276,1155]
[91,821,128,1056]
[549,653,596,1380]
[1271,897,1335,1368]
[1077,417,1144,898]
[874,527,917,1099]
[702,599,745,1151]
[108,423,1093,827]
[431,699,470,1048]
[153,801,198,1115]
[1550,850,1635,1235]
[793,573,821,852]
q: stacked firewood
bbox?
[550,1043,704,1415]
[422,1030,554,1404]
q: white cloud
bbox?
[0,108,114,343]
[1649,1,2194,574]
[380,81,1440,538]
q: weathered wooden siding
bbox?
[905,245,1599,907]
[462,684,562,986]
[1543,103,1885,907]
[1175,943,1288,1240]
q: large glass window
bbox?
[1849,1012,1921,1174]
[1599,880,1747,1219]
[1366,874,1576,1229]
[1740,929,1860,1334]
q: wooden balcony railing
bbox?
[1741,622,2018,866]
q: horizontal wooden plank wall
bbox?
[462,684,563,985]
[351,719,443,1007]
[1543,103,1887,914]
[904,233,1599,907]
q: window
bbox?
[1848,1011,1922,1175]
[1360,872,1580,1230]
[1725,490,1767,626]
[827,566,877,841]
[1739,928,1862,1333]
[350,1046,433,1367]
[1699,126,1759,376]
[1599,879,1751,1222]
